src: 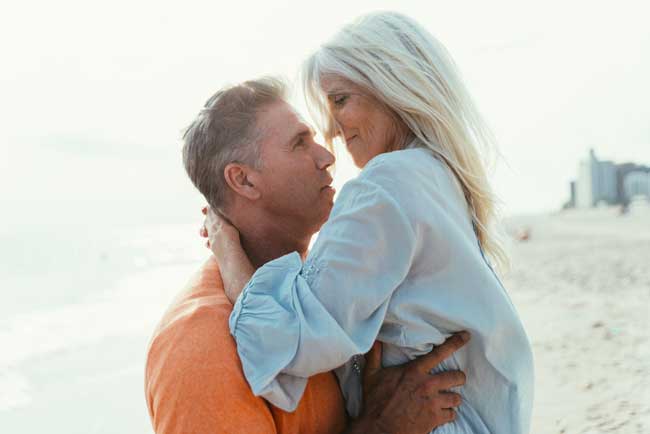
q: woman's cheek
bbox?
[338,107,348,128]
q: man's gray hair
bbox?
[182,77,288,210]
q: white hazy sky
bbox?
[1,0,649,222]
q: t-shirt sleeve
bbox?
[145,304,278,434]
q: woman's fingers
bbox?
[207,208,238,237]
[207,207,228,227]
[200,206,209,240]
[201,206,241,256]
[206,208,219,229]
[200,205,231,254]
[204,208,224,234]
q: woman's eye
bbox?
[333,95,348,106]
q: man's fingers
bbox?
[440,408,456,423]
[439,391,462,408]
[415,332,470,373]
[364,342,383,382]
[425,370,466,392]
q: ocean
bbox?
[1,200,207,434]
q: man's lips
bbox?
[321,185,336,198]
[321,177,335,194]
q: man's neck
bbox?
[231,209,312,269]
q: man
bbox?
[145,77,468,434]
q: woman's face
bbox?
[321,76,407,168]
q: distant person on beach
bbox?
[144,76,470,434]
[203,11,534,434]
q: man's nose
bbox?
[315,144,335,170]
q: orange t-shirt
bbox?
[145,257,347,434]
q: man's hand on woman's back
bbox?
[345,332,470,434]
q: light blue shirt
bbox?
[229,146,534,434]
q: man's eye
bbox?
[294,138,305,148]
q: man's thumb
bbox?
[364,341,383,379]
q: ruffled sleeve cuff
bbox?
[229,251,306,411]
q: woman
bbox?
[205,12,533,434]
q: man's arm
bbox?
[145,291,279,434]
[342,332,469,434]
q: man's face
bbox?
[251,100,336,234]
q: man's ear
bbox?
[223,163,262,201]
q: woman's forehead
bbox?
[320,75,357,93]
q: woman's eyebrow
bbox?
[325,86,347,95]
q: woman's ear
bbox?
[223,163,262,201]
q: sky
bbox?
[1,0,649,225]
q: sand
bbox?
[503,207,650,434]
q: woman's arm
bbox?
[223,169,420,411]
[202,207,253,303]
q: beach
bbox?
[1,206,648,433]
[504,208,650,434]
[0,211,207,434]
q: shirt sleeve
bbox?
[146,304,278,434]
[229,168,418,411]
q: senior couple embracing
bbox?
[145,11,534,434]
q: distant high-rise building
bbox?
[623,171,650,201]
[568,149,649,209]
[576,149,618,208]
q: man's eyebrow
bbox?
[289,126,315,146]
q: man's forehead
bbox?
[258,101,313,141]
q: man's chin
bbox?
[313,204,334,232]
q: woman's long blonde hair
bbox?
[302,11,509,272]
